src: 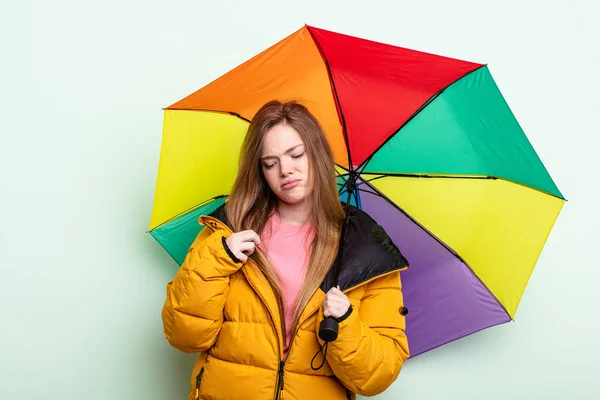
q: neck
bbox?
[276,200,311,225]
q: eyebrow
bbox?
[260,144,304,161]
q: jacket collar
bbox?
[201,204,409,293]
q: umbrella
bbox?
[148,25,565,357]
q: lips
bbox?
[281,179,300,190]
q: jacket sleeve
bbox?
[317,271,410,396]
[161,227,242,353]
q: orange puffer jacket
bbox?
[162,206,410,400]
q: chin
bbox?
[278,192,308,205]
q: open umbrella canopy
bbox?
[149,25,565,357]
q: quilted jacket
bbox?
[162,205,410,400]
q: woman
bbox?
[162,100,410,400]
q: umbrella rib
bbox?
[352,183,361,208]
[164,107,251,123]
[148,194,227,232]
[306,26,353,170]
[365,173,496,181]
[362,173,566,200]
[338,185,381,198]
[335,169,347,180]
[335,163,349,172]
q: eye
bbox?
[263,162,276,169]
[292,152,304,159]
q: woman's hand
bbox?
[225,230,261,263]
[323,286,351,319]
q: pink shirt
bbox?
[259,212,315,358]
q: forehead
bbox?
[262,124,304,154]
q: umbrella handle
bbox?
[319,316,339,342]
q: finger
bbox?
[236,230,261,244]
[236,251,248,263]
[238,242,256,255]
[327,300,345,311]
[326,293,349,306]
[238,241,256,251]
[330,288,347,300]
[249,232,261,245]
[328,296,344,305]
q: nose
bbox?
[279,159,293,176]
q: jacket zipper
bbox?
[276,361,285,399]
[241,261,284,400]
[205,219,287,399]
[195,368,204,400]
[204,219,284,400]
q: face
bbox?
[260,123,312,206]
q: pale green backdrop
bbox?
[2,0,599,398]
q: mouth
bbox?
[281,179,300,190]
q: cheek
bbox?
[300,156,310,174]
[262,169,279,192]
[302,158,312,186]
